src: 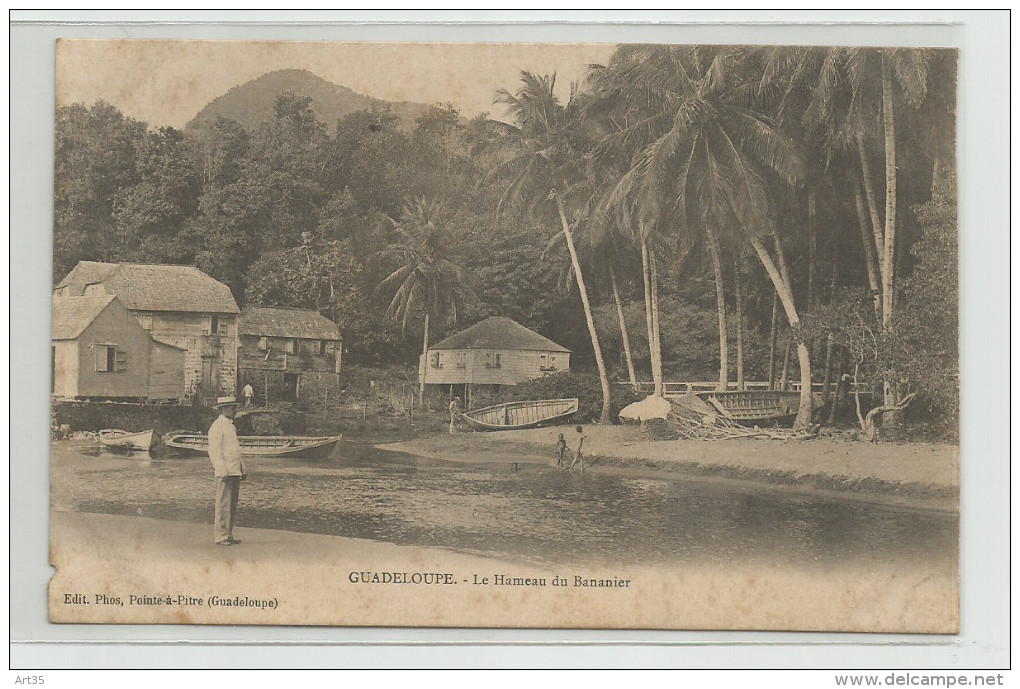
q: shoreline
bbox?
[378,426,959,509]
[48,511,958,632]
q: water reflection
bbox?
[52,441,958,569]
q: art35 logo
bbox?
[13,677,44,685]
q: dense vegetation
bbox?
[54,45,958,436]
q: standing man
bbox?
[448,396,460,434]
[242,382,254,407]
[208,396,245,546]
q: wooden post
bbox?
[264,372,269,406]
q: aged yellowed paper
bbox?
[49,39,959,631]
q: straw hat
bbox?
[213,396,238,409]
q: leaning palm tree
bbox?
[379,197,467,402]
[589,45,814,428]
[487,72,613,424]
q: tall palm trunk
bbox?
[554,193,611,424]
[610,266,638,389]
[821,262,839,408]
[767,291,779,390]
[650,247,663,393]
[706,224,728,391]
[641,232,663,396]
[419,312,429,405]
[807,190,817,311]
[748,233,814,429]
[734,252,745,391]
[857,132,885,264]
[880,51,902,431]
[852,180,883,319]
[880,52,897,336]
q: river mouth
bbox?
[51,440,959,572]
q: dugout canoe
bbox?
[98,429,155,452]
[162,432,342,459]
[459,398,579,431]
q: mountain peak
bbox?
[186,69,428,132]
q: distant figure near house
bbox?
[568,425,587,472]
[556,433,568,468]
[448,397,460,434]
[242,383,254,406]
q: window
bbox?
[325,341,336,356]
[203,314,226,335]
[540,353,557,372]
[95,344,117,372]
[285,339,296,354]
[455,353,467,369]
[318,340,327,355]
[431,352,443,369]
[258,337,268,350]
[486,352,502,369]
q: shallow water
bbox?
[52,441,958,569]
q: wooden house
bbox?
[51,295,187,401]
[420,317,570,403]
[237,306,342,403]
[54,261,240,401]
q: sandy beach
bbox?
[49,510,958,632]
[381,426,959,504]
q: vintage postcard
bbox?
[48,39,959,631]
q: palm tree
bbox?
[800,46,933,425]
[379,197,467,402]
[588,46,813,427]
[488,72,613,424]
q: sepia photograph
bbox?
[45,37,962,632]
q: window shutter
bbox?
[202,315,212,335]
[325,341,335,355]
[95,346,107,372]
[258,337,268,350]
[115,348,127,372]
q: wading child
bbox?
[556,433,568,467]
[568,425,587,472]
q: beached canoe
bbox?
[99,429,155,451]
[460,398,579,431]
[678,390,823,426]
[162,432,342,459]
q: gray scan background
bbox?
[9,10,1010,669]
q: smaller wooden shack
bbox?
[420,316,571,405]
[51,295,187,401]
[237,306,342,403]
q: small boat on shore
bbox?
[99,429,155,452]
[460,398,579,431]
[162,432,342,459]
[680,390,821,426]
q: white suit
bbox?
[208,414,245,544]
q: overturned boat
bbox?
[163,432,342,459]
[460,398,579,431]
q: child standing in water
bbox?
[568,425,587,472]
[556,433,568,467]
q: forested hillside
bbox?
[53,45,959,433]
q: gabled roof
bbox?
[430,317,570,352]
[51,295,116,340]
[239,305,341,340]
[55,261,239,314]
